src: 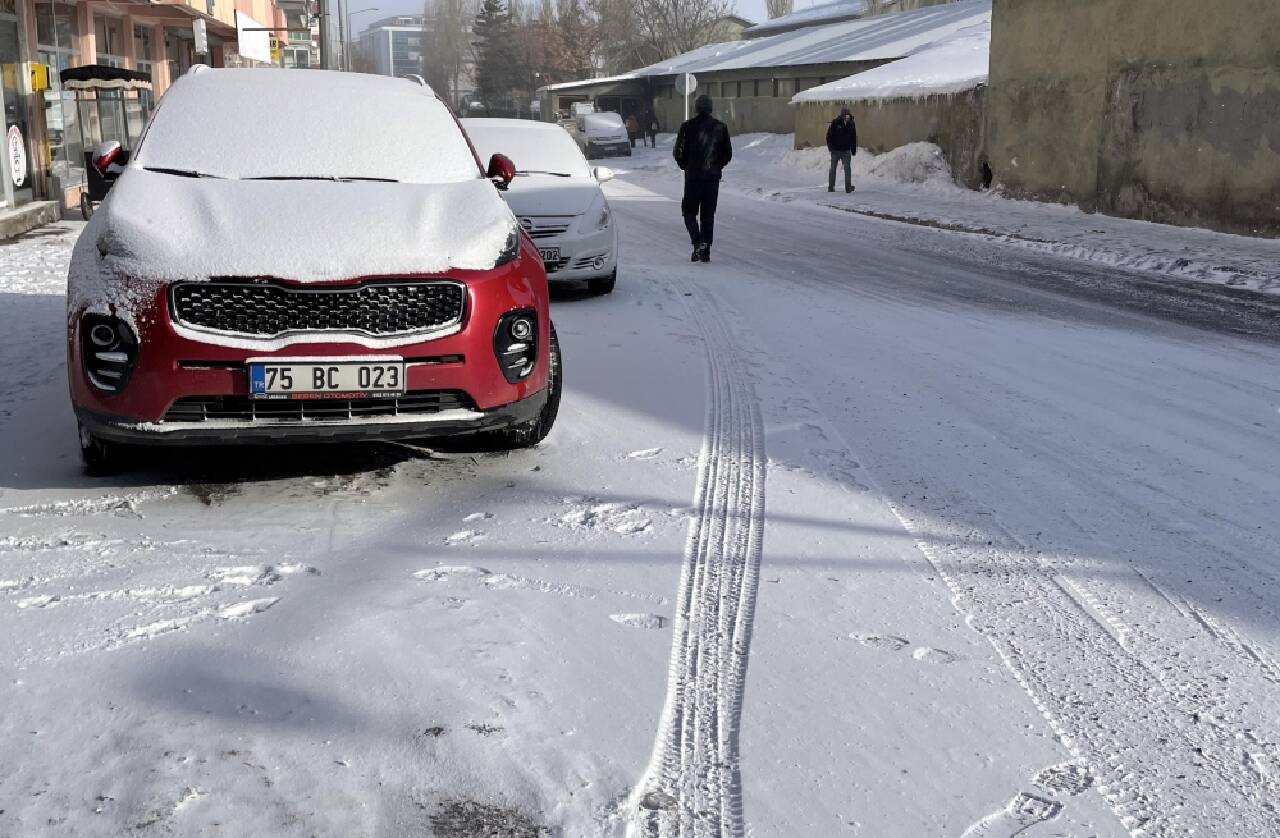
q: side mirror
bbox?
[593,166,614,183]
[92,141,125,175]
[486,153,516,189]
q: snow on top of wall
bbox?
[791,18,989,104]
[633,0,990,77]
[744,0,870,36]
[135,68,482,184]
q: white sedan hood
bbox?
[501,177,604,218]
[85,168,516,283]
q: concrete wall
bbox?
[987,0,1280,237]
[793,87,988,188]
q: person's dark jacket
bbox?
[826,112,857,153]
[674,113,733,180]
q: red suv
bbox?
[67,68,560,473]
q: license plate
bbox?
[539,247,561,264]
[248,357,405,399]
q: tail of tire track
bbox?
[628,287,766,838]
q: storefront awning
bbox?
[59,64,153,91]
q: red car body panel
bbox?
[68,234,550,427]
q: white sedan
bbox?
[463,118,619,295]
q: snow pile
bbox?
[135,68,482,184]
[783,140,956,186]
[792,19,990,103]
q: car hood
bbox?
[84,168,516,284]
[502,177,603,217]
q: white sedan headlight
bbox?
[579,196,612,233]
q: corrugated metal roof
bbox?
[744,0,871,37]
[537,0,989,93]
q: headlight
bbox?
[579,197,612,233]
[494,224,520,266]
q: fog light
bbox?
[592,257,605,269]
[509,317,534,341]
[80,314,138,392]
[494,309,538,384]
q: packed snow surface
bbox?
[793,19,990,103]
[134,68,482,184]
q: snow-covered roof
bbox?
[633,0,990,77]
[791,17,989,104]
[744,0,870,37]
[538,72,640,93]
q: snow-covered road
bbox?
[2,153,1279,837]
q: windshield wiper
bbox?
[144,166,219,179]
[517,170,572,178]
[247,175,400,183]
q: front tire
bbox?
[587,270,616,295]
[476,325,562,450]
[78,422,127,476]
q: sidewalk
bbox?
[624,135,1280,295]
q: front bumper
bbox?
[74,388,547,445]
[539,225,618,281]
[586,140,632,158]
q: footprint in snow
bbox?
[610,613,667,629]
[1032,762,1093,797]
[626,447,663,459]
[463,512,494,523]
[912,646,958,665]
[446,530,484,544]
[850,632,910,651]
[218,597,280,620]
[960,792,1062,838]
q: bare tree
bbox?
[423,0,478,107]
[765,0,793,19]
[590,0,731,68]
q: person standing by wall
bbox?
[826,108,857,193]
[645,110,659,148]
[625,113,640,148]
[673,95,733,263]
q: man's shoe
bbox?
[846,185,855,193]
[827,186,834,192]
[699,244,711,263]
[691,245,701,262]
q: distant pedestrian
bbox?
[826,107,857,193]
[625,113,640,148]
[673,95,733,263]
[645,111,659,148]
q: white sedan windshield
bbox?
[134,69,482,184]
[464,120,592,179]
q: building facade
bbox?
[355,15,422,79]
[1,0,288,215]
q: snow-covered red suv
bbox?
[68,68,560,473]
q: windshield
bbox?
[133,69,482,184]
[463,120,592,179]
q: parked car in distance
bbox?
[463,118,619,295]
[573,111,631,159]
[68,68,561,474]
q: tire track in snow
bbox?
[628,287,766,838]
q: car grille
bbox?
[170,280,466,339]
[544,257,571,274]
[519,218,573,240]
[162,390,476,423]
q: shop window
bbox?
[95,15,126,66]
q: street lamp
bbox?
[343,6,379,72]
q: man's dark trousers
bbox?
[682,177,720,247]
[829,149,852,191]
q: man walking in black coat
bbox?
[674,95,733,263]
[827,107,857,193]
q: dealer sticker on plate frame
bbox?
[248,357,406,400]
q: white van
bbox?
[575,111,631,159]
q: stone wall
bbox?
[793,87,989,188]
[986,0,1280,236]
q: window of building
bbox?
[38,1,83,188]
[702,81,718,97]
[773,78,794,98]
[794,78,819,94]
[94,15,126,66]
